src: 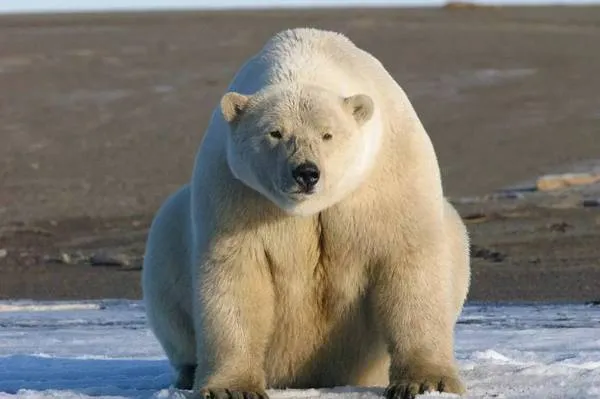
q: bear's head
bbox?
[220,83,383,216]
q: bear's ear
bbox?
[221,92,250,123]
[343,94,374,126]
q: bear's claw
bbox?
[384,376,458,399]
[199,388,269,399]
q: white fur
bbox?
[142,27,471,397]
[334,107,384,197]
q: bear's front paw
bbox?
[384,374,464,399]
[199,388,269,399]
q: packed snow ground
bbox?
[0,300,598,399]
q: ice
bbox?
[0,300,598,398]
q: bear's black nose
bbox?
[292,162,320,192]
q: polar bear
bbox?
[142,28,471,399]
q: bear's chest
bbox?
[262,212,371,319]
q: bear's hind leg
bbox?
[443,200,471,320]
[175,364,196,390]
[142,185,198,389]
[147,299,197,389]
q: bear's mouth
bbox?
[284,187,316,200]
[293,187,315,194]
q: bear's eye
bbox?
[322,132,333,141]
[269,130,283,139]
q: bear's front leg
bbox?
[371,251,465,399]
[193,243,275,399]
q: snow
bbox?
[0,300,599,399]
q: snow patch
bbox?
[0,303,102,313]
[0,301,598,398]
[471,349,515,363]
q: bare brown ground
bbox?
[1,7,599,302]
